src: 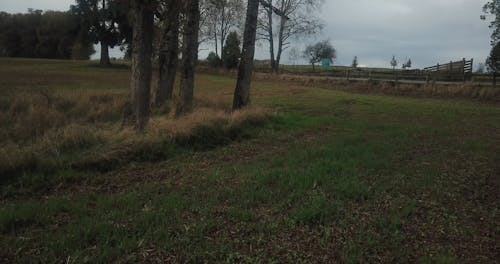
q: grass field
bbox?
[0,58,499,263]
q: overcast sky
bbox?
[0,0,492,69]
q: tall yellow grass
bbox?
[0,90,269,176]
[252,73,500,102]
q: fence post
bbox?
[346,69,350,81]
[436,63,440,83]
[449,61,453,81]
[470,58,474,82]
[462,58,466,83]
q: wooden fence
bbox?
[423,58,473,82]
[252,58,479,84]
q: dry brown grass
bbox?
[0,89,269,178]
[252,72,500,102]
[1,91,127,143]
[149,106,267,137]
[371,81,500,101]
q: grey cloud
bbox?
[294,0,492,68]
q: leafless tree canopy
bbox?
[200,0,245,58]
[258,0,324,72]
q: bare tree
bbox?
[352,56,358,68]
[303,40,335,71]
[288,46,300,66]
[155,0,180,107]
[390,55,398,70]
[201,0,244,59]
[259,0,323,73]
[177,0,200,115]
[258,0,276,69]
[130,0,155,131]
[233,0,288,110]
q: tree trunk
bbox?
[266,3,276,73]
[130,1,154,132]
[155,0,180,107]
[275,12,287,73]
[100,41,111,66]
[99,0,111,66]
[177,0,200,116]
[214,27,218,57]
[220,4,226,62]
[232,0,259,110]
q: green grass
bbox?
[0,58,499,262]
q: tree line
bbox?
[122,0,324,132]
[0,9,94,59]
[1,0,323,132]
[127,0,292,132]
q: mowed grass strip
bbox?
[0,58,499,263]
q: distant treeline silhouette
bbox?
[0,9,94,60]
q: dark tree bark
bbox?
[155,0,180,107]
[261,0,322,73]
[130,0,154,131]
[232,0,259,110]
[99,0,111,66]
[275,15,286,72]
[266,2,276,71]
[100,41,111,66]
[219,3,226,61]
[176,0,200,116]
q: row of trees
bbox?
[0,9,94,59]
[0,0,316,131]
[390,56,412,70]
[1,0,324,71]
[201,0,324,71]
[128,0,286,132]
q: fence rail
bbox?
[423,58,473,82]
[252,58,484,84]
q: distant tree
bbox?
[288,46,300,66]
[258,0,324,73]
[476,62,485,73]
[201,0,244,59]
[71,29,96,60]
[0,10,93,59]
[303,40,336,71]
[482,0,500,45]
[71,0,130,66]
[390,55,398,70]
[352,56,358,68]
[402,58,412,69]
[222,31,241,69]
[207,51,221,68]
